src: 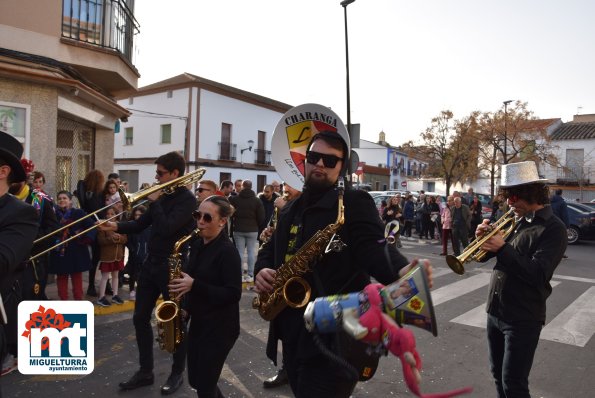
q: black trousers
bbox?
[283,340,357,398]
[487,314,542,398]
[133,257,186,375]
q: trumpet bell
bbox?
[446,255,465,275]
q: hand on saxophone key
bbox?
[254,268,276,294]
[169,271,194,299]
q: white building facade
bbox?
[114,74,292,192]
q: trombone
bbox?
[446,208,516,275]
[29,167,206,261]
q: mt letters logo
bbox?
[18,301,94,374]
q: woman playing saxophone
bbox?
[168,195,241,398]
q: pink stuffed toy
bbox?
[354,283,472,398]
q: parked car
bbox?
[566,202,595,244]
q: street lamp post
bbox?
[341,0,355,180]
[503,100,513,164]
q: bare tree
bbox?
[475,101,560,197]
[402,110,477,196]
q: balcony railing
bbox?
[254,149,272,165]
[62,0,140,65]
[556,166,591,185]
[218,142,237,161]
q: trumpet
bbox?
[446,209,516,275]
[29,168,206,261]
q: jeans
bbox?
[487,314,542,398]
[233,231,258,277]
[133,257,187,375]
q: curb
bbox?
[91,282,255,316]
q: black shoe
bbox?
[263,368,288,389]
[161,372,183,395]
[119,370,154,390]
[86,286,98,297]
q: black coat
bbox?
[482,206,567,323]
[0,193,38,286]
[117,187,196,260]
[255,187,409,364]
[185,231,242,393]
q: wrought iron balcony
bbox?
[61,0,140,65]
[556,166,591,185]
[218,142,237,161]
[254,149,272,165]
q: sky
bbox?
[134,0,595,146]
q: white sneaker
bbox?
[245,276,254,283]
[129,290,136,301]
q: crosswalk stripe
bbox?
[540,285,595,347]
[431,273,491,306]
[450,281,562,330]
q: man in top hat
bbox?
[0,130,39,390]
[477,160,566,398]
[254,129,433,397]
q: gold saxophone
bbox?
[155,228,200,353]
[252,181,345,321]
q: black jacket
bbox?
[550,194,569,227]
[255,187,409,364]
[186,231,242,324]
[117,187,196,259]
[483,205,567,323]
[0,194,38,290]
[229,189,264,233]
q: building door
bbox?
[56,117,94,193]
[118,170,139,192]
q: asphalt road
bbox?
[4,238,594,398]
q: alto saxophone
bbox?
[252,180,346,321]
[155,228,200,353]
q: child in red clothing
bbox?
[96,207,127,306]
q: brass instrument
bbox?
[385,220,400,244]
[155,228,200,353]
[29,168,206,261]
[259,192,288,249]
[446,209,516,275]
[252,180,346,321]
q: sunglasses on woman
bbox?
[192,211,213,223]
[305,151,343,168]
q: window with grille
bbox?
[124,127,133,145]
[56,117,94,193]
[161,124,171,144]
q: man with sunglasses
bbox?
[476,161,566,398]
[255,131,432,398]
[194,180,218,204]
[99,151,196,395]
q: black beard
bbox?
[304,176,335,193]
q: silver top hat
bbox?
[500,161,548,187]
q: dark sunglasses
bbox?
[305,151,343,168]
[197,187,212,193]
[155,169,169,177]
[192,211,213,223]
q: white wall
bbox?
[198,89,284,162]
[541,138,595,182]
[116,89,190,158]
[115,84,288,189]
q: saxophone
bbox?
[252,180,345,321]
[155,228,200,353]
